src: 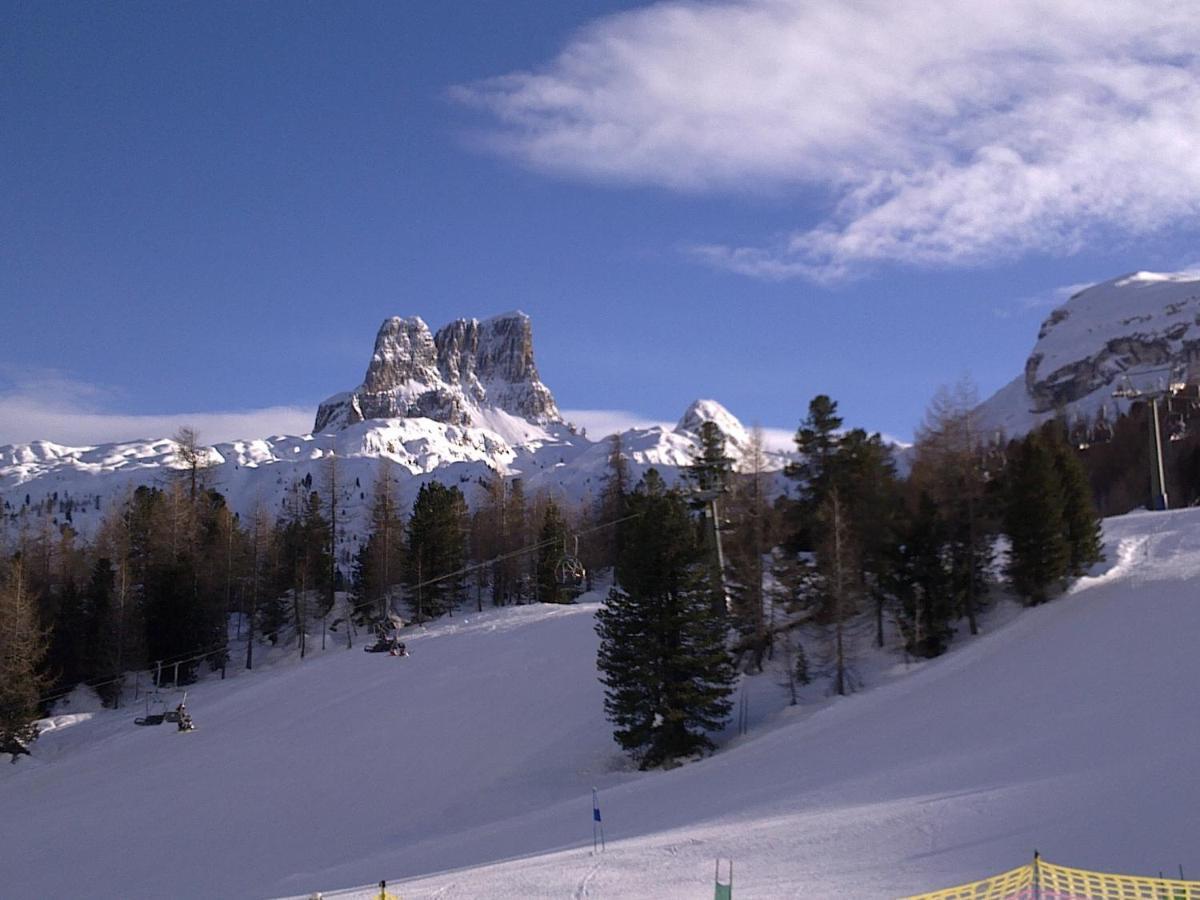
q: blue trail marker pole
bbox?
[592,787,605,853]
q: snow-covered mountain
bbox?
[978,270,1200,436]
[0,313,786,547]
[314,312,560,433]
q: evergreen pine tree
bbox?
[535,498,568,603]
[594,470,735,769]
[893,492,954,658]
[404,482,468,620]
[685,420,734,616]
[724,426,773,671]
[1049,431,1105,575]
[0,556,47,762]
[783,394,843,550]
[1004,433,1069,604]
[83,557,122,704]
[827,427,900,647]
[596,434,630,586]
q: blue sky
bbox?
[4,1,1199,447]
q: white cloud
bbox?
[455,0,1200,279]
[561,408,674,438]
[756,427,796,453]
[0,370,313,447]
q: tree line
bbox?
[593,382,1105,769]
[0,428,620,758]
[2,389,1109,767]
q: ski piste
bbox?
[6,509,1200,897]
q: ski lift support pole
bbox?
[693,488,731,615]
[1114,367,1178,511]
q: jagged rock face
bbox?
[1024,272,1200,413]
[978,271,1200,436]
[314,312,561,432]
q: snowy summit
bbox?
[978,270,1200,436]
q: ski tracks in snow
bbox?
[572,857,601,899]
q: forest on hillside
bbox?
[3,382,1178,767]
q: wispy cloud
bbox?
[455,0,1200,280]
[0,370,313,447]
[1000,280,1099,318]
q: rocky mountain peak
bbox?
[675,398,750,453]
[314,311,560,432]
[978,270,1200,435]
[363,316,439,393]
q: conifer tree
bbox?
[892,492,954,657]
[83,557,123,703]
[828,428,900,647]
[724,426,773,670]
[1047,428,1105,576]
[594,470,735,769]
[1004,433,1069,604]
[0,556,47,761]
[535,498,568,603]
[246,505,274,665]
[784,394,843,549]
[820,488,858,696]
[685,420,734,616]
[322,451,342,615]
[404,482,468,620]
[910,379,994,636]
[93,491,143,688]
[596,434,630,585]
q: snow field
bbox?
[2,508,1200,898]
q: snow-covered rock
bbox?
[314,311,560,432]
[675,398,750,454]
[978,270,1200,436]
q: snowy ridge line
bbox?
[977,269,1200,437]
[0,398,788,560]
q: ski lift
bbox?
[134,693,169,726]
[1078,407,1115,449]
[555,535,586,595]
[135,688,185,726]
[1070,417,1091,450]
[1168,412,1188,442]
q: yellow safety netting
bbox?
[1038,859,1199,899]
[901,857,1200,900]
[898,862,1033,900]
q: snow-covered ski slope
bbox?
[3,508,1200,899]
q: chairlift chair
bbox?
[1168,413,1188,442]
[135,689,180,726]
[555,535,587,595]
[135,694,168,726]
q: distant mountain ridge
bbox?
[314,312,560,433]
[0,312,789,550]
[977,270,1200,436]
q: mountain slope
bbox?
[2,508,1199,898]
[0,399,786,550]
[978,270,1200,436]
